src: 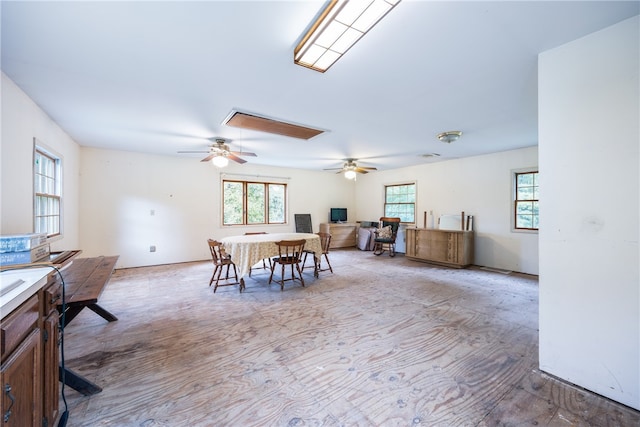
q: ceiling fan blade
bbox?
[354,168,369,174]
[227,153,247,164]
[230,151,257,157]
[178,150,209,154]
[359,166,377,170]
[323,167,343,171]
[200,154,215,162]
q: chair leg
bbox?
[323,253,333,273]
[374,242,384,256]
[280,264,286,291]
[296,263,305,287]
[209,265,220,287]
[213,265,224,293]
[268,262,276,284]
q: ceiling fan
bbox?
[324,158,377,179]
[177,138,256,165]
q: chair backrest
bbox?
[317,232,331,254]
[208,239,229,265]
[275,239,306,263]
[379,217,401,240]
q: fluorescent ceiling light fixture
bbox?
[294,0,401,72]
[212,155,229,168]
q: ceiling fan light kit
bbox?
[344,170,357,180]
[294,0,401,72]
[437,131,463,144]
[211,155,229,168]
[177,137,256,167]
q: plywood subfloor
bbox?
[60,249,639,426]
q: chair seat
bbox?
[374,237,395,243]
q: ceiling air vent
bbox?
[223,110,325,140]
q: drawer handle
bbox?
[3,383,14,423]
[50,293,61,304]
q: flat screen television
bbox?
[330,208,347,223]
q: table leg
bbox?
[59,366,102,396]
[87,303,118,322]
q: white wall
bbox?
[354,146,540,275]
[539,16,639,410]
[79,147,356,268]
[1,72,81,251]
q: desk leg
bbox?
[59,366,102,395]
[87,303,118,322]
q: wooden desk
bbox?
[58,255,119,395]
[220,233,322,290]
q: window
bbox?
[514,170,539,231]
[222,180,286,225]
[384,183,415,223]
[34,147,61,237]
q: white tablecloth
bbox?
[220,232,322,279]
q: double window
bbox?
[34,146,62,237]
[514,170,539,231]
[384,183,415,223]
[222,180,287,225]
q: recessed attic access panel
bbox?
[223,110,325,140]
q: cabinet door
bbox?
[42,313,59,426]
[1,329,42,427]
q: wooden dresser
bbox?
[405,228,474,268]
[319,223,357,249]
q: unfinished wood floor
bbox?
[60,249,639,426]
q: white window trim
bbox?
[511,167,538,234]
[383,180,417,226]
[33,139,63,241]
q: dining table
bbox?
[220,232,322,291]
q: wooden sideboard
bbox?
[1,269,63,426]
[319,223,357,249]
[405,228,474,268]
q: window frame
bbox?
[33,143,62,238]
[512,168,539,233]
[383,182,416,224]
[222,179,287,226]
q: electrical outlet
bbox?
[150,245,156,252]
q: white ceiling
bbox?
[2,1,638,172]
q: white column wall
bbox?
[538,16,639,409]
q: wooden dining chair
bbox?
[302,232,333,276]
[244,232,271,276]
[207,239,240,293]
[268,239,306,290]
